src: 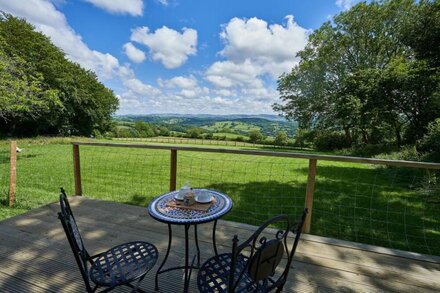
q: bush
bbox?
[293,128,314,148]
[419,118,440,162]
[248,130,264,143]
[374,145,421,162]
[313,131,349,151]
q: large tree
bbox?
[0,12,118,136]
[274,0,440,147]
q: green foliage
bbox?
[375,145,421,162]
[419,118,440,162]
[186,127,204,138]
[313,131,349,151]
[293,128,314,148]
[274,131,288,146]
[248,130,264,143]
[274,0,440,149]
[0,13,118,136]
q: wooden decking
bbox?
[0,197,439,292]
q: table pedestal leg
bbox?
[155,224,172,291]
[213,219,218,256]
[194,225,201,266]
[184,224,190,292]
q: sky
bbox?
[0,0,359,115]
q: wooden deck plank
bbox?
[0,196,439,292]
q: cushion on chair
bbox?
[89,241,158,287]
[197,253,265,293]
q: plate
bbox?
[195,195,212,204]
[174,194,185,201]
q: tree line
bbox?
[0,13,118,137]
[274,0,439,160]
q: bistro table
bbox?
[147,189,233,292]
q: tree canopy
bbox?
[0,12,118,136]
[274,0,440,148]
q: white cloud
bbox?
[206,59,263,88]
[131,26,197,69]
[336,0,354,10]
[82,0,144,16]
[123,78,162,96]
[123,42,146,63]
[158,75,198,89]
[0,0,131,81]
[218,15,310,78]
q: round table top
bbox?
[147,189,233,225]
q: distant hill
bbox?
[114,114,297,137]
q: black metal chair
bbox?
[57,188,159,292]
[197,209,308,292]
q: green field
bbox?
[212,132,249,139]
[205,121,260,133]
[0,138,438,256]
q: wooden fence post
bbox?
[8,141,17,207]
[73,144,82,196]
[170,149,177,191]
[303,159,317,233]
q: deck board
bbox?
[0,196,439,292]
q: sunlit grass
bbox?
[0,137,438,256]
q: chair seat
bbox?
[197,253,265,293]
[89,241,158,287]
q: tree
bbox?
[0,49,61,134]
[0,12,119,136]
[134,121,155,137]
[187,128,203,138]
[274,0,440,147]
[274,131,288,146]
[249,130,263,143]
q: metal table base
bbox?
[155,220,218,292]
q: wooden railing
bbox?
[71,141,440,233]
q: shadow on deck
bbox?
[0,197,439,292]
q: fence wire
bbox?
[77,145,440,256]
[1,141,439,256]
[0,145,9,203]
[80,146,170,206]
[0,142,74,220]
[313,162,439,255]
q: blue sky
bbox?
[0,0,358,114]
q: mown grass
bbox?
[0,138,438,256]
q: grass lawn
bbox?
[212,132,248,139]
[0,138,438,256]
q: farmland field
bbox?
[0,138,439,256]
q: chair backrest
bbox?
[58,188,93,292]
[228,209,308,292]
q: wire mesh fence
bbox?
[312,161,439,255]
[1,140,439,256]
[0,141,74,219]
[80,146,170,206]
[75,144,440,256]
[0,144,9,203]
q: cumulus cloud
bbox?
[123,78,162,96]
[206,59,263,88]
[0,0,131,81]
[82,0,144,16]
[131,26,197,69]
[158,75,198,89]
[218,15,310,78]
[123,42,146,63]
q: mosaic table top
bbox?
[147,189,233,224]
